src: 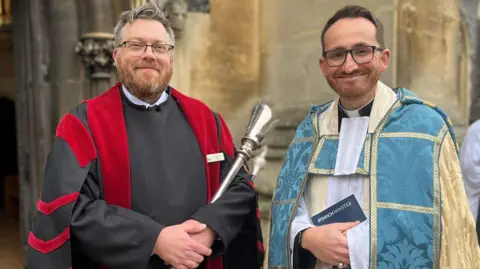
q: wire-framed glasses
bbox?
[117,41,174,56]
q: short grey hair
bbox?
[113,2,175,47]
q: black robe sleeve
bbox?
[191,150,256,252]
[27,108,163,269]
[190,112,257,254]
[293,229,316,269]
[70,159,163,268]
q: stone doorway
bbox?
[0,97,19,218]
[0,19,23,268]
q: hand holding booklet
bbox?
[311,194,366,226]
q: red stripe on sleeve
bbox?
[28,227,70,254]
[257,240,264,253]
[37,192,79,215]
[245,179,256,190]
[56,113,96,168]
[256,208,261,219]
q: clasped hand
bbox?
[154,219,216,269]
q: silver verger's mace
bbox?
[210,102,278,203]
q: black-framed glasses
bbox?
[117,41,175,56]
[323,45,384,67]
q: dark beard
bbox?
[117,65,172,104]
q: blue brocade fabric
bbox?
[268,89,457,269]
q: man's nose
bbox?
[141,46,156,60]
[342,53,359,73]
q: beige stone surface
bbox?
[396,0,470,139]
[260,0,397,107]
[170,0,262,142]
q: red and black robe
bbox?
[27,83,264,269]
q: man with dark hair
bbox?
[27,2,263,269]
[267,5,479,269]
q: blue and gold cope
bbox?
[268,88,458,269]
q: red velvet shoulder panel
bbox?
[86,84,131,209]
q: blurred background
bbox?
[1,0,480,267]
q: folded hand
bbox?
[184,219,216,249]
[153,220,212,269]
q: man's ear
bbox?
[113,48,119,66]
[319,57,327,76]
[379,49,390,72]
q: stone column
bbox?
[75,0,116,98]
[396,0,470,139]
[12,0,52,259]
[471,21,480,123]
[48,0,83,124]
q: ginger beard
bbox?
[116,55,173,102]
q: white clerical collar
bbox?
[122,85,169,108]
[339,98,374,118]
[343,109,360,118]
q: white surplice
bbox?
[290,116,371,269]
[460,119,480,221]
[290,81,398,269]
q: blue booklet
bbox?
[311,194,367,226]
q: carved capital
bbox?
[155,0,188,39]
[75,32,115,78]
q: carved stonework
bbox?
[188,0,210,13]
[75,32,115,78]
[155,0,188,38]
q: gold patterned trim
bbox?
[310,168,335,174]
[272,199,296,206]
[356,168,368,175]
[308,134,370,175]
[362,134,372,174]
[286,112,319,269]
[292,136,315,143]
[322,134,340,139]
[403,96,423,102]
[376,202,434,214]
[307,135,327,173]
[370,100,401,269]
[379,132,438,142]
[432,124,448,268]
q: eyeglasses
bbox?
[323,45,384,67]
[117,41,174,56]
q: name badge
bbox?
[207,153,225,163]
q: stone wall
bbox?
[396,0,471,140]
[169,0,262,141]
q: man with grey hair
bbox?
[27,3,263,269]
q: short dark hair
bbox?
[321,5,385,51]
